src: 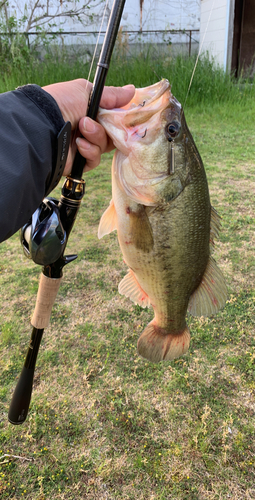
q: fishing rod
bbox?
[8,0,126,425]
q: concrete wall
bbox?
[199,0,234,70]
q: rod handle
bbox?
[8,366,35,425]
[31,274,62,329]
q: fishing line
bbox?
[86,0,110,90]
[183,0,216,110]
[76,0,109,151]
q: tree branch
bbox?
[0,0,9,9]
[26,1,102,31]
[21,0,104,33]
[26,0,44,32]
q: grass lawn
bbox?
[0,60,254,498]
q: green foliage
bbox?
[0,1,88,85]
[107,50,255,106]
[0,33,255,106]
[0,12,31,74]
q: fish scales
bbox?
[98,80,227,363]
[115,166,210,330]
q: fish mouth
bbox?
[121,79,170,111]
[97,80,173,155]
[121,79,171,127]
[98,79,171,134]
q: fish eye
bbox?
[166,121,180,142]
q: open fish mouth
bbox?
[121,79,172,127]
[120,79,171,111]
[97,79,172,148]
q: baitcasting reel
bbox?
[20,197,66,266]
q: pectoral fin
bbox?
[129,204,154,253]
[118,269,150,308]
[98,200,117,239]
[188,256,228,317]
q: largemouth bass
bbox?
[97,80,227,363]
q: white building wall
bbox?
[199,0,233,70]
[120,0,200,31]
[11,0,200,33]
[9,0,201,51]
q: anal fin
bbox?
[118,269,150,308]
[188,256,228,317]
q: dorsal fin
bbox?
[210,206,221,251]
[188,256,228,317]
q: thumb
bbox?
[100,84,135,109]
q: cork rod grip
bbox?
[31,274,62,329]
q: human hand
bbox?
[43,79,135,176]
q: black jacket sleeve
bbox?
[0,85,70,243]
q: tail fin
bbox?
[137,322,190,363]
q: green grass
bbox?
[0,54,255,498]
[1,47,255,106]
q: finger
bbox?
[79,117,110,153]
[76,137,102,172]
[100,84,135,109]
